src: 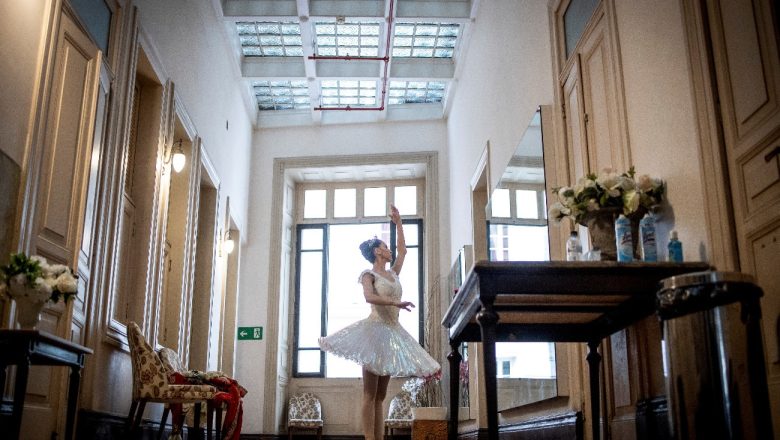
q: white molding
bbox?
[262,151,440,433]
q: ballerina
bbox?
[319,205,440,440]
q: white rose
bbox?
[56,273,78,293]
[587,198,600,211]
[43,263,68,277]
[597,172,620,191]
[30,255,48,266]
[637,174,654,192]
[548,203,564,222]
[618,176,636,191]
[34,277,53,295]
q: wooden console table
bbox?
[441,261,710,440]
[0,330,92,440]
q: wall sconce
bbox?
[223,230,235,255]
[168,138,186,173]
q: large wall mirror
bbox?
[487,107,557,410]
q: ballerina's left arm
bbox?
[390,204,406,276]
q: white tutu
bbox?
[319,269,440,378]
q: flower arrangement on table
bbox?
[547,166,665,225]
[0,253,78,304]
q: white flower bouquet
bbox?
[548,167,665,225]
[0,253,78,304]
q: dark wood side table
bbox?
[441,261,711,440]
[0,329,92,440]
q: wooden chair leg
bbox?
[215,405,223,440]
[207,402,213,440]
[317,426,322,440]
[126,400,139,430]
[194,402,202,440]
[288,426,293,440]
[157,406,170,440]
[132,400,147,432]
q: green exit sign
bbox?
[238,326,263,340]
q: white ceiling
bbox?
[217,0,479,128]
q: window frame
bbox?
[291,179,426,378]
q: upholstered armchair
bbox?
[287,392,323,440]
[126,322,217,439]
[384,390,414,439]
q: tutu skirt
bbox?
[319,317,440,378]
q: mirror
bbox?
[487,106,557,410]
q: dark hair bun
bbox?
[359,238,381,263]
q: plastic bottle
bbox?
[566,231,582,261]
[615,214,633,262]
[668,230,683,262]
[639,213,658,262]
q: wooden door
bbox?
[705,0,780,428]
[25,9,101,438]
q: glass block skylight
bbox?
[388,81,446,105]
[237,22,303,57]
[315,21,381,57]
[392,23,459,58]
[253,80,310,111]
[320,80,377,107]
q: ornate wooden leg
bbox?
[477,302,499,440]
[587,340,602,440]
[447,339,462,440]
[11,357,31,440]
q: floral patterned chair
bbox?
[384,389,414,439]
[287,392,323,440]
[126,322,218,439]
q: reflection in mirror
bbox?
[487,107,557,410]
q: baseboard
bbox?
[457,412,582,440]
[77,408,213,439]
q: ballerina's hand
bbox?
[389,204,401,225]
[395,301,415,311]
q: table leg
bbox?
[477,305,499,440]
[65,365,82,440]
[586,340,602,440]
[11,357,31,440]
[447,340,462,440]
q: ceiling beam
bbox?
[242,57,307,78]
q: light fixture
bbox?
[170,139,186,173]
[223,230,235,255]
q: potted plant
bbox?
[1,253,78,328]
[405,371,447,420]
[547,167,665,260]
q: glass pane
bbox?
[298,252,323,346]
[300,228,323,250]
[364,187,386,216]
[516,190,539,219]
[563,0,599,58]
[401,222,418,246]
[488,224,550,261]
[304,189,326,218]
[496,342,556,378]
[297,350,321,374]
[334,188,357,217]
[491,188,511,218]
[397,247,420,341]
[394,186,417,215]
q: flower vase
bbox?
[580,207,644,261]
[13,292,48,329]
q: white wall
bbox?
[0,0,51,165]
[237,119,448,433]
[446,0,555,262]
[134,0,254,233]
[614,0,709,261]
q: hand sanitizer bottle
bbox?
[639,213,658,262]
[615,214,633,262]
[566,231,582,261]
[668,230,683,262]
